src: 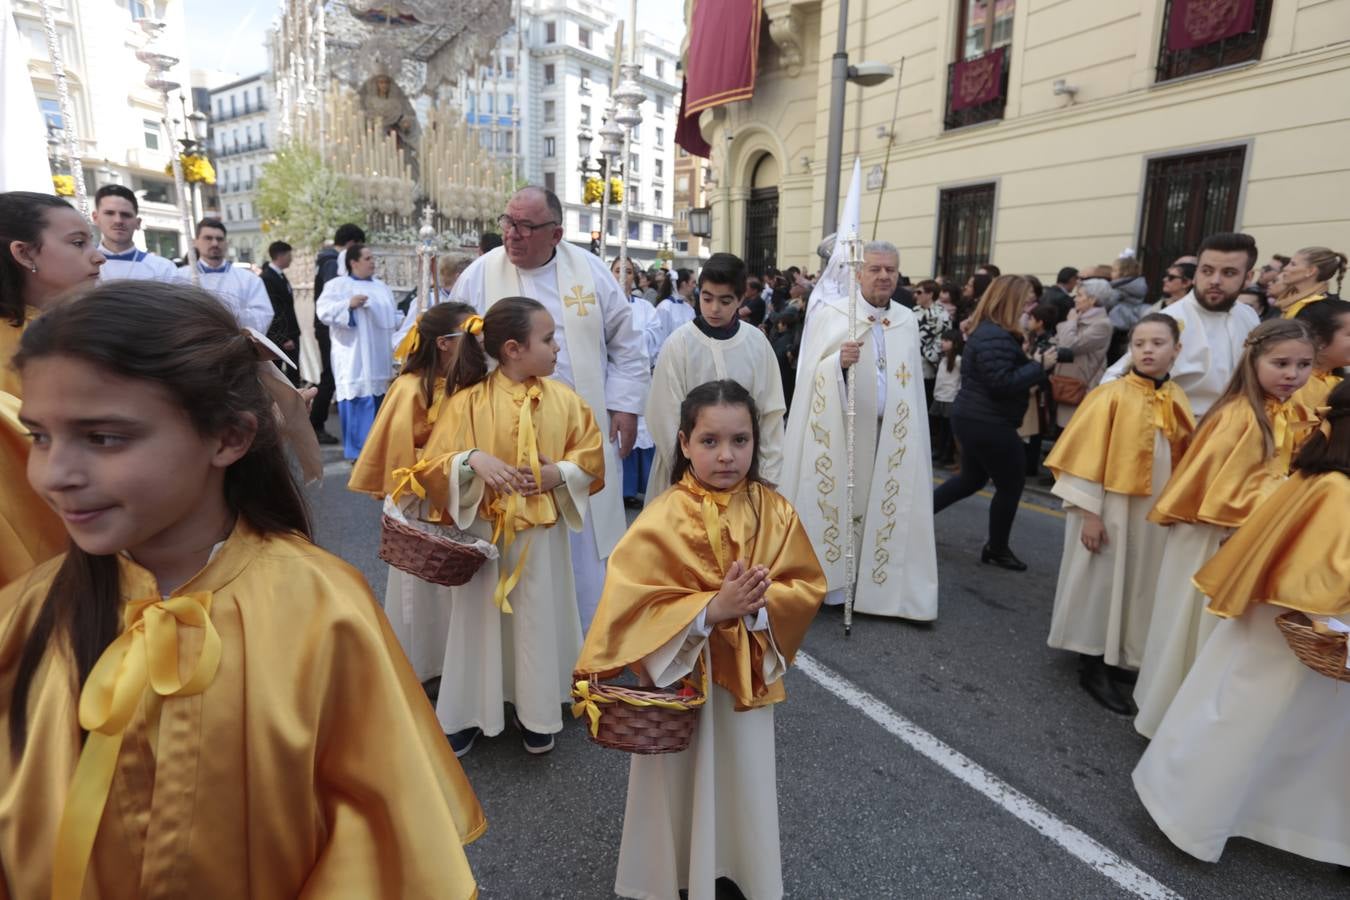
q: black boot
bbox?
[981,544,1027,571]
[1078,655,1134,715]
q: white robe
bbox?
[627,294,659,451]
[781,297,939,621]
[616,613,785,900]
[97,246,178,283]
[315,275,401,402]
[645,321,787,501]
[435,453,594,736]
[655,296,696,357]
[450,244,649,631]
[1101,292,1258,416]
[1048,433,1172,668]
[175,261,274,334]
[1133,604,1350,865]
[1131,521,1228,737]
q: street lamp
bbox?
[595,106,626,261]
[821,0,895,237]
[688,206,711,239]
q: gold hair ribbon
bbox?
[393,319,422,362]
[1317,405,1333,440]
[463,314,484,336]
[488,382,543,613]
[52,592,221,900]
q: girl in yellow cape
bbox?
[1292,297,1350,409]
[349,301,479,684]
[0,282,482,900]
[1133,379,1350,866]
[415,296,605,757]
[575,379,826,900]
[1045,314,1195,715]
[0,192,106,585]
[1132,318,1319,737]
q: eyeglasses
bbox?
[498,215,558,237]
[1163,273,1182,281]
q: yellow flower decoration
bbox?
[583,176,604,205]
[52,174,76,197]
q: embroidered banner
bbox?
[950,48,1005,112]
[1166,0,1257,51]
[676,0,762,158]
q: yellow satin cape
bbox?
[0,521,483,900]
[1280,291,1327,320]
[1149,396,1317,528]
[0,307,38,398]
[575,473,826,710]
[347,372,444,498]
[1293,369,1343,411]
[1045,372,1195,496]
[1197,472,1350,619]
[0,391,66,586]
[418,370,606,526]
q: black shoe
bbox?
[1105,665,1138,686]
[314,429,339,445]
[714,877,747,900]
[1078,656,1134,716]
[448,726,481,758]
[513,714,555,755]
[980,544,1027,571]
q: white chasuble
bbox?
[463,243,646,560]
[782,298,939,621]
[645,321,786,503]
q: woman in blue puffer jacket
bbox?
[934,275,1058,571]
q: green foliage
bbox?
[255,145,365,250]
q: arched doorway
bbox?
[744,153,779,276]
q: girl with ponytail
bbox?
[0,282,482,899]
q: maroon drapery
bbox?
[676,0,761,158]
[1166,0,1257,51]
[951,47,1005,112]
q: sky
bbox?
[185,0,687,79]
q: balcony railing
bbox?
[212,102,268,123]
[216,140,268,158]
[944,49,1010,131]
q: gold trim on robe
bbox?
[348,372,444,498]
[1280,291,1327,320]
[576,473,825,710]
[1149,396,1317,528]
[418,370,606,527]
[0,521,484,900]
[1045,372,1195,497]
[1197,472,1350,619]
[0,391,66,586]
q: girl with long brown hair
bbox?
[933,275,1059,571]
[1133,318,1318,736]
[0,282,482,899]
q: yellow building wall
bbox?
[703,0,1350,281]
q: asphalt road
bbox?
[308,453,1348,899]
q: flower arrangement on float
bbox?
[51,174,76,197]
[165,153,216,185]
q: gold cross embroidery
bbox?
[564,285,596,317]
[896,362,911,387]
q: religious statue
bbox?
[360,63,421,173]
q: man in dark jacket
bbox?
[261,240,302,386]
[1041,267,1078,318]
[310,223,366,444]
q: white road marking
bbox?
[322,460,349,478]
[793,652,1184,900]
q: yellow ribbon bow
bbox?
[52,592,221,900]
[1152,386,1184,444]
[570,678,613,737]
[488,382,544,613]
[1268,400,1310,473]
[699,489,732,573]
[393,317,423,362]
[391,452,452,506]
[462,314,484,336]
[1316,405,1333,441]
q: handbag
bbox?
[1049,374,1087,406]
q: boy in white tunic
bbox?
[1044,314,1195,714]
[174,218,273,333]
[576,380,825,900]
[91,185,178,283]
[646,253,786,501]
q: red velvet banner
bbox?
[676,0,761,158]
[1166,0,1256,51]
[950,48,1005,112]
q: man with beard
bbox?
[1102,232,1260,416]
[175,218,272,334]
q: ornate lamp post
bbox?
[596,107,624,260]
[136,20,197,282]
[611,15,646,278]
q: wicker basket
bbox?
[1275,611,1350,683]
[378,514,489,587]
[572,673,706,755]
